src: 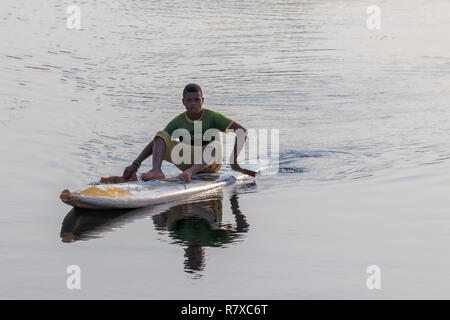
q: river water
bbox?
[1,0,450,299]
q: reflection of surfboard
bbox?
[60,163,266,210]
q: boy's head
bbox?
[182,83,204,114]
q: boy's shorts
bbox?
[153,131,222,173]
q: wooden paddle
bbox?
[232,165,257,177]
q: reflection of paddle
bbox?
[232,166,257,177]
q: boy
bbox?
[122,83,249,183]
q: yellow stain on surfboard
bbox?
[77,186,131,198]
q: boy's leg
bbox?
[198,140,223,173]
[143,131,222,183]
[141,136,166,181]
[142,130,181,181]
[178,142,222,183]
[178,155,212,183]
[152,137,166,171]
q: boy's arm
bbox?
[123,140,154,179]
[228,122,246,168]
[228,122,256,177]
[135,140,154,164]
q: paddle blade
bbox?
[236,167,257,177]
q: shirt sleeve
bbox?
[214,111,234,132]
[163,115,180,135]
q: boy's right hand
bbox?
[123,163,139,179]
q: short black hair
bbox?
[183,83,203,98]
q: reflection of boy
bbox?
[152,197,249,274]
[123,83,248,183]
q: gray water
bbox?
[1,0,450,299]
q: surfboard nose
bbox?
[60,189,74,201]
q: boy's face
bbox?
[182,91,204,114]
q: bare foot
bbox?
[178,171,192,183]
[141,169,165,181]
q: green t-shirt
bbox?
[163,108,234,146]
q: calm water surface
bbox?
[1,0,450,298]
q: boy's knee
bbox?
[153,130,172,147]
[154,136,166,146]
[154,131,178,163]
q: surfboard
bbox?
[60,163,266,210]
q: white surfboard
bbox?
[60,163,266,210]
